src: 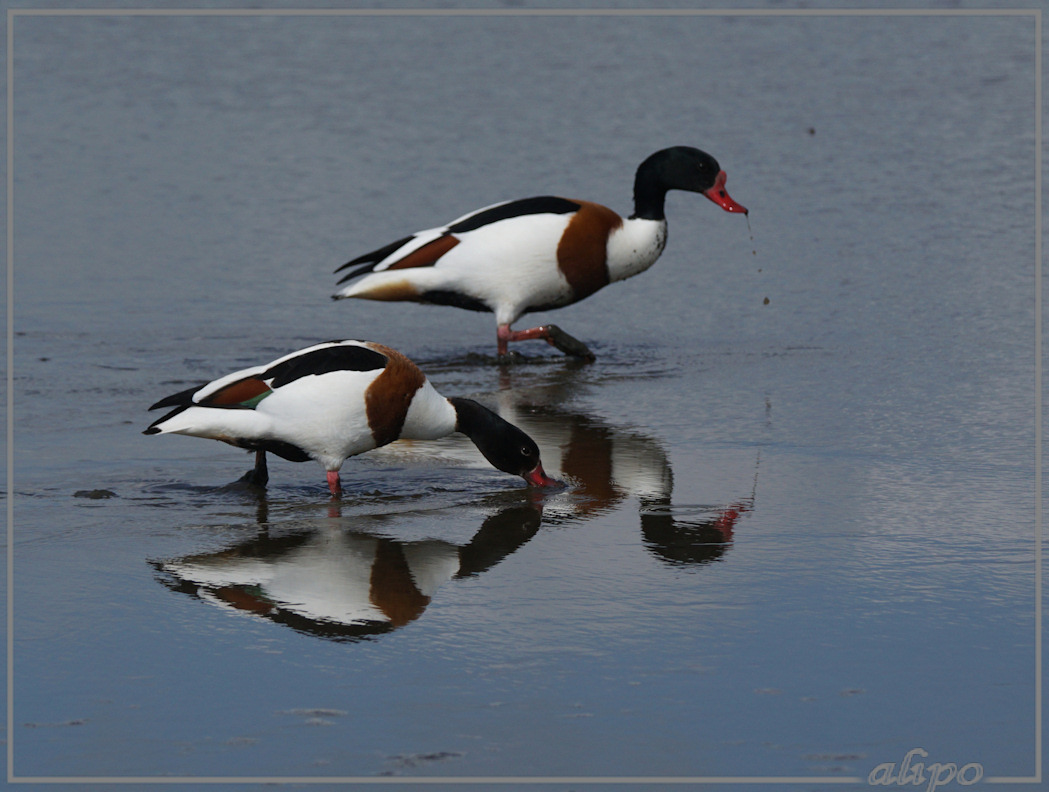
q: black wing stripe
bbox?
[264,344,388,389]
[448,196,580,234]
[148,383,205,412]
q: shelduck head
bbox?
[634,146,748,219]
[450,397,561,488]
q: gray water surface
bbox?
[7,7,1040,789]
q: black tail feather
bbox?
[334,234,416,281]
[143,404,190,434]
[148,383,203,411]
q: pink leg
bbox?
[326,470,342,498]
[497,323,595,361]
[498,324,554,352]
[496,324,514,356]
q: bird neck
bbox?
[450,397,501,441]
[631,166,668,221]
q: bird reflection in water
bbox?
[481,395,757,566]
[152,388,757,641]
[152,502,543,643]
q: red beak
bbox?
[702,170,748,215]
[523,462,562,489]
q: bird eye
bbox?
[521,446,532,457]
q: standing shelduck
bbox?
[144,340,560,496]
[332,146,748,360]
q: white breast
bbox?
[399,383,457,441]
[605,218,667,283]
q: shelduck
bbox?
[144,340,560,496]
[333,146,747,360]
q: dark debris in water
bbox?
[74,489,118,500]
[24,718,88,728]
[381,751,464,774]
[280,708,349,727]
[282,708,348,718]
[805,752,867,762]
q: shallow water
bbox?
[7,6,1041,789]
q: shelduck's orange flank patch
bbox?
[387,234,459,271]
[212,586,277,616]
[556,200,622,301]
[363,343,427,447]
[202,377,271,407]
[369,540,431,626]
[560,423,619,511]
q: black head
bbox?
[640,146,721,192]
[633,146,747,220]
[450,398,560,487]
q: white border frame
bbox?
[5,7,1042,787]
